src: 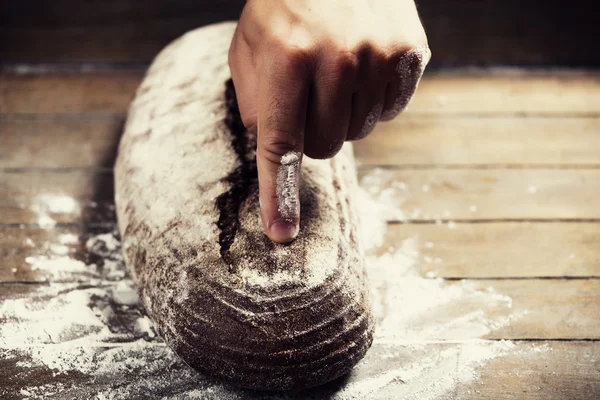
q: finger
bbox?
[257,51,311,243]
[228,29,259,129]
[304,52,356,159]
[380,48,429,121]
[347,89,385,141]
[346,45,386,141]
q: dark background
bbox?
[0,0,598,67]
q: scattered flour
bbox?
[360,103,384,138]
[528,185,538,194]
[4,168,547,399]
[111,281,140,306]
[59,233,79,245]
[332,340,517,400]
[276,151,301,220]
[380,46,431,120]
[25,256,91,281]
[31,194,80,229]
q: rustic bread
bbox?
[114,21,374,391]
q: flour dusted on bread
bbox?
[115,22,374,390]
[277,151,301,220]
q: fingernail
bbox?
[269,219,299,243]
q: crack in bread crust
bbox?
[215,80,257,265]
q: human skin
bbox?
[228,0,430,243]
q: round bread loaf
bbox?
[114,21,374,391]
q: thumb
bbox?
[257,55,310,243]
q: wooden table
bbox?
[1,68,599,399]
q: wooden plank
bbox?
[356,116,600,166]
[2,168,600,225]
[0,0,597,67]
[471,280,599,339]
[455,341,600,399]
[0,118,123,169]
[381,223,600,278]
[369,278,600,340]
[0,71,142,115]
[411,72,600,115]
[0,341,598,399]
[2,116,599,170]
[2,71,599,116]
[358,168,600,220]
[372,342,600,400]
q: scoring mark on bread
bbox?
[215,80,258,265]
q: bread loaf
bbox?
[114,21,374,391]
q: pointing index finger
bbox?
[257,50,310,243]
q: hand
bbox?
[228,0,430,243]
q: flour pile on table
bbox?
[2,169,547,399]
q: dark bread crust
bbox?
[114,22,374,391]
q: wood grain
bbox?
[475,280,600,339]
[411,72,600,115]
[356,116,600,166]
[2,71,599,116]
[454,341,600,399]
[382,223,600,278]
[358,168,600,220]
[372,278,600,340]
[370,342,600,399]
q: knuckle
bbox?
[366,45,391,77]
[260,134,300,164]
[368,45,389,66]
[388,44,431,75]
[281,44,314,71]
[332,48,360,78]
[395,40,430,58]
[267,29,315,72]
